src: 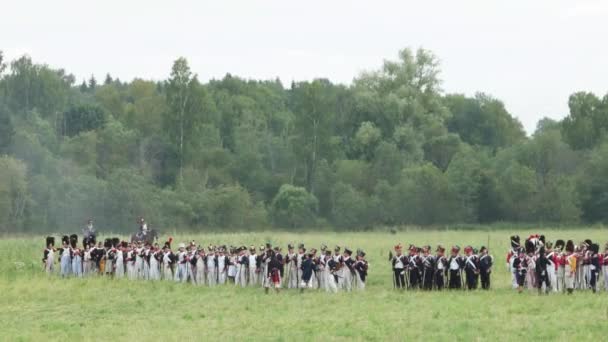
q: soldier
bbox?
[142,243,152,280]
[43,236,55,275]
[408,246,421,289]
[115,242,125,279]
[341,248,355,291]
[134,241,144,279]
[248,246,258,287]
[149,243,162,281]
[285,244,298,289]
[325,250,339,293]
[554,240,566,292]
[315,245,326,290]
[390,244,407,289]
[544,242,557,292]
[297,244,307,288]
[104,239,115,277]
[299,251,315,292]
[479,246,493,290]
[434,245,448,290]
[227,247,237,284]
[421,245,435,290]
[174,243,188,283]
[589,243,600,293]
[583,239,593,289]
[217,247,228,285]
[195,247,206,285]
[524,240,537,290]
[536,247,550,294]
[265,249,282,294]
[354,249,368,291]
[564,240,576,294]
[82,243,92,276]
[186,243,197,284]
[332,246,342,286]
[260,244,272,288]
[274,246,284,288]
[448,246,464,289]
[237,246,249,287]
[464,246,479,290]
[507,235,521,289]
[70,235,82,278]
[513,248,528,293]
[207,246,218,287]
[126,244,137,280]
[59,236,72,277]
[162,241,175,281]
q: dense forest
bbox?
[0,48,607,233]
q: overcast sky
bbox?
[2,0,607,134]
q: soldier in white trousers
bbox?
[174,243,188,283]
[248,247,258,287]
[217,248,227,285]
[285,244,298,289]
[207,246,217,287]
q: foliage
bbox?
[0,48,606,232]
[270,184,318,228]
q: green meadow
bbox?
[2,228,608,341]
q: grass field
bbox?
[2,228,608,341]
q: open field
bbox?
[2,229,608,341]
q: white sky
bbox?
[2,0,608,134]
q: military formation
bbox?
[41,221,369,294]
[40,220,608,294]
[507,234,607,294]
[389,243,493,290]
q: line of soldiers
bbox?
[42,236,369,293]
[389,243,493,290]
[507,234,608,294]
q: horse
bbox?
[130,229,159,245]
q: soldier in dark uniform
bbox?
[408,245,422,289]
[479,246,493,290]
[589,243,600,293]
[535,246,550,294]
[448,246,464,289]
[513,248,528,293]
[354,249,368,290]
[464,246,479,290]
[300,251,315,292]
[421,245,435,290]
[390,244,407,289]
[434,245,448,290]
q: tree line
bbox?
[0,48,606,233]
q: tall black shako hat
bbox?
[510,235,520,249]
[69,234,78,248]
[62,235,70,245]
[565,240,575,253]
[525,239,535,254]
[46,236,55,247]
[590,243,599,254]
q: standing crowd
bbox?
[42,234,369,293]
[507,234,607,294]
[389,243,493,290]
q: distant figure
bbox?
[82,219,96,245]
[479,246,493,290]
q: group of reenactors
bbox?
[507,234,608,294]
[389,243,493,290]
[42,233,369,294]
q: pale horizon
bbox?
[3,0,608,134]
